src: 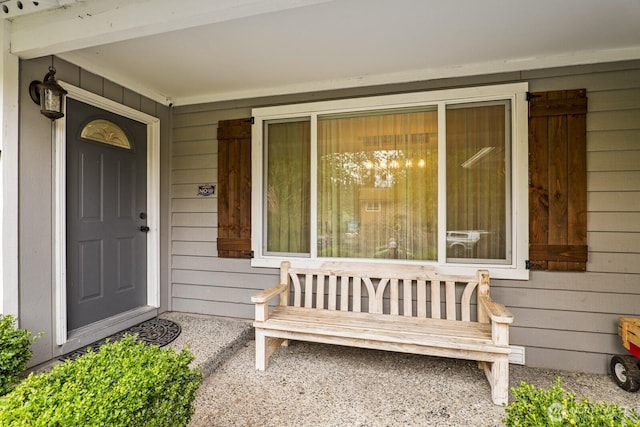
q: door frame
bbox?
[53,82,161,346]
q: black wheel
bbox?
[610,354,640,392]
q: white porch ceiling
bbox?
[9,0,640,106]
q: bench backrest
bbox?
[279,261,490,322]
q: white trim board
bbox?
[53,82,161,346]
[0,20,20,317]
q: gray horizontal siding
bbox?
[173,153,217,170]
[170,60,640,374]
[172,284,257,306]
[523,347,611,375]
[588,253,640,274]
[495,288,638,314]
[588,171,640,191]
[589,151,640,172]
[170,106,257,318]
[173,227,218,242]
[588,88,640,111]
[588,213,640,232]
[581,64,640,287]
[588,232,640,252]
[589,130,640,151]
[172,169,216,184]
[172,198,217,213]
[511,307,622,334]
[589,109,640,131]
[172,140,216,156]
[588,192,640,211]
[512,328,622,356]
[494,270,640,372]
[171,255,277,275]
[172,270,273,290]
[172,213,218,227]
[172,299,255,319]
[172,241,217,256]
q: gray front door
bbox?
[66,98,148,331]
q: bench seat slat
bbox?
[257,307,500,346]
[255,309,508,356]
[262,306,491,336]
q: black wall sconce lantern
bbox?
[29,66,68,120]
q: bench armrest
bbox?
[479,295,514,324]
[251,283,288,304]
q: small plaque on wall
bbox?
[197,184,216,197]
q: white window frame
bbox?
[251,83,529,280]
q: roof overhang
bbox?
[6,0,640,106]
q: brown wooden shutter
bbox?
[217,118,252,258]
[528,89,588,271]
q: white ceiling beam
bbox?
[10,0,337,58]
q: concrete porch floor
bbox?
[163,311,638,427]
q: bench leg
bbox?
[490,359,509,405]
[255,329,268,371]
[255,329,287,371]
[479,359,509,405]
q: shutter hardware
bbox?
[526,92,541,102]
[525,260,545,270]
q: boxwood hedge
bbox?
[0,314,40,396]
[504,378,640,426]
[0,335,202,427]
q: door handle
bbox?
[140,226,150,233]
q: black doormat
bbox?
[59,317,181,362]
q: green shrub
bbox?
[504,377,640,426]
[0,335,202,427]
[0,314,40,396]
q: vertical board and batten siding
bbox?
[171,106,278,319]
[170,60,640,374]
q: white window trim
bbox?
[251,83,529,280]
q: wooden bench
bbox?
[251,261,514,405]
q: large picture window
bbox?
[253,83,529,279]
[317,108,438,260]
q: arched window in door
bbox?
[80,119,131,150]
